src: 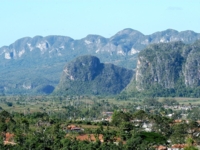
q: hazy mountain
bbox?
[0,28,200,95]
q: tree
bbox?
[162,98,179,106]
[119,122,134,140]
[111,111,131,127]
[184,138,198,150]
[21,118,29,133]
[187,108,200,121]
[126,131,166,150]
[170,123,188,144]
[143,98,161,107]
[94,124,103,138]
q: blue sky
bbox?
[0,0,200,47]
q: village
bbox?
[1,96,200,149]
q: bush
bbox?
[6,102,13,107]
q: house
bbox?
[102,112,113,116]
[155,145,167,150]
[167,114,173,118]
[131,120,153,132]
[155,144,189,150]
[67,124,77,129]
[3,132,16,145]
[173,120,182,124]
[70,127,84,132]
[65,124,84,133]
[142,122,152,132]
[104,116,112,122]
[168,144,187,150]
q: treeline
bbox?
[118,85,200,99]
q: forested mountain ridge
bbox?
[54,55,134,95]
[0,29,200,95]
[125,40,200,97]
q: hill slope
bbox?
[54,55,134,95]
[126,40,200,97]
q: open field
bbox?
[1,95,200,116]
[106,98,141,105]
[0,95,138,113]
[0,96,66,113]
[159,97,200,105]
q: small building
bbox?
[155,145,167,150]
[168,144,187,150]
[4,132,16,145]
[65,124,84,133]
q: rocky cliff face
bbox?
[135,40,200,91]
[54,55,134,95]
[184,41,200,87]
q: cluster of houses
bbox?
[163,105,193,111]
[65,124,84,133]
[64,124,199,150]
[155,144,187,150]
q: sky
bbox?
[0,0,200,47]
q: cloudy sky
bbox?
[0,0,199,47]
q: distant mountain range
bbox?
[0,28,200,95]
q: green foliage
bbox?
[54,55,134,96]
[0,95,200,149]
[116,91,130,100]
[126,131,167,150]
[143,97,161,107]
[119,122,134,140]
[187,108,200,121]
[184,138,198,150]
[5,101,13,107]
[184,146,198,150]
[162,98,179,106]
[170,123,188,144]
[125,40,200,98]
[111,110,131,126]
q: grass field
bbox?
[159,97,200,105]
[1,96,200,115]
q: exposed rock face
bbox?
[54,55,134,95]
[184,41,200,87]
[62,55,101,81]
[135,40,200,90]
